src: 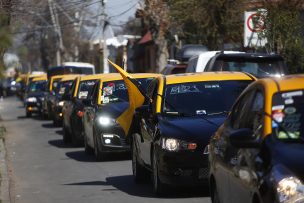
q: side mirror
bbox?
[229,128,260,148]
[82,98,92,106]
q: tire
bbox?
[53,118,59,127]
[94,129,106,161]
[63,124,71,144]
[132,139,148,183]
[152,149,166,196]
[26,111,32,117]
[211,181,220,203]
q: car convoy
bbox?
[18,55,304,202]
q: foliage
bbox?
[0,9,12,76]
[260,0,304,73]
[167,0,244,49]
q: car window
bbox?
[246,91,264,135]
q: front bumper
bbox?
[54,106,63,121]
[26,102,42,113]
[96,125,130,153]
[156,147,209,187]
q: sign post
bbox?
[244,11,267,47]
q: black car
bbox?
[25,78,47,117]
[83,73,157,161]
[208,75,304,203]
[204,52,287,78]
[62,75,100,145]
[131,72,255,195]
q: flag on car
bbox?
[107,59,146,136]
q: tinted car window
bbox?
[29,81,47,92]
[77,80,97,99]
[163,80,251,115]
[55,80,73,95]
[272,90,304,141]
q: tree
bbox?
[167,0,244,49]
[260,0,304,73]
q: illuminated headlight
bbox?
[26,97,37,103]
[161,138,197,152]
[277,177,304,203]
[40,97,44,101]
[98,116,116,126]
[58,101,64,106]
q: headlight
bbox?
[98,116,116,126]
[58,101,64,106]
[26,97,37,103]
[161,138,197,152]
[277,177,304,203]
[40,97,44,101]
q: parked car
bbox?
[62,74,104,145]
[52,74,79,126]
[208,75,304,203]
[204,52,287,78]
[186,51,243,73]
[131,72,256,195]
[25,75,48,117]
[83,73,159,161]
[161,63,187,75]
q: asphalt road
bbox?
[0,97,211,203]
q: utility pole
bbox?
[48,0,64,66]
[100,0,109,73]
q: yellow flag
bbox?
[107,59,146,136]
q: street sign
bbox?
[244,11,267,47]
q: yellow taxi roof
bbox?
[29,73,46,78]
[80,73,111,81]
[259,74,304,93]
[164,72,256,85]
[60,74,79,82]
[99,73,160,83]
[32,75,47,82]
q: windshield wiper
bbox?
[207,111,229,116]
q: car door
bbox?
[212,90,255,203]
[228,89,264,203]
[139,79,159,166]
[64,78,77,129]
[84,82,99,147]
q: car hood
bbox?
[97,102,129,119]
[158,115,226,146]
[272,141,304,181]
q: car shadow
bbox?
[63,175,210,198]
[42,123,56,128]
[65,150,130,163]
[48,139,79,149]
[55,129,63,135]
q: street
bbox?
[0,97,210,203]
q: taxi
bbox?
[62,74,104,145]
[25,75,48,117]
[23,73,46,105]
[125,71,256,195]
[42,74,66,119]
[52,74,79,126]
[83,73,159,160]
[208,75,304,203]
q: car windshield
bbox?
[214,58,284,78]
[55,80,73,95]
[77,80,96,99]
[272,90,304,142]
[101,78,153,104]
[163,80,251,116]
[29,80,46,92]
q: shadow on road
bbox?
[65,150,130,162]
[42,123,56,128]
[55,129,63,135]
[48,139,79,149]
[63,175,209,199]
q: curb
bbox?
[0,127,10,203]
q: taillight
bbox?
[77,111,84,117]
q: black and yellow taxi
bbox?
[127,71,255,195]
[208,75,304,203]
[52,74,79,126]
[83,73,159,160]
[62,74,104,145]
[25,75,48,117]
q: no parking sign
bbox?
[244,10,267,47]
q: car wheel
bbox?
[132,139,148,183]
[63,124,71,144]
[211,181,220,203]
[94,130,106,161]
[71,128,82,147]
[84,133,94,154]
[152,149,166,196]
[26,111,32,117]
